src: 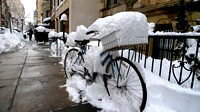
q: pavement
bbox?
[0,41,100,112]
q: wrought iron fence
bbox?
[131,35,200,89]
[88,35,200,89]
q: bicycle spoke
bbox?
[127,91,142,102]
[127,88,142,99]
[126,86,143,96]
[105,57,147,111]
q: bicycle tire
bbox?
[64,48,79,79]
[105,57,147,111]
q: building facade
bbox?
[36,0,42,24]
[42,0,50,23]
[100,0,200,32]
[43,0,200,34]
[0,0,5,27]
[6,0,25,30]
[50,0,100,33]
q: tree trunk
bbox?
[3,0,12,33]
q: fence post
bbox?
[168,39,175,81]
[159,38,165,77]
[144,37,150,68]
[191,38,200,88]
[178,39,187,84]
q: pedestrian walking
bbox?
[48,36,53,50]
[28,28,33,41]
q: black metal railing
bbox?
[131,35,200,89]
[87,35,200,89]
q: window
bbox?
[107,0,111,7]
[57,0,59,6]
[114,0,118,4]
[106,0,119,7]
[46,11,50,17]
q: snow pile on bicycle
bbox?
[62,12,148,112]
[60,12,200,112]
[88,12,148,51]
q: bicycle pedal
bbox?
[103,74,112,79]
[70,72,74,76]
[92,72,98,80]
[87,79,93,83]
[98,99,102,101]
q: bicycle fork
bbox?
[100,51,122,97]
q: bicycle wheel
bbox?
[64,48,80,79]
[105,57,147,111]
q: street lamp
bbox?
[58,14,67,56]
[60,14,67,43]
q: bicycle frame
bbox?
[70,45,87,76]
[100,51,122,80]
[64,30,148,111]
[73,46,87,64]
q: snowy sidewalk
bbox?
[0,41,98,112]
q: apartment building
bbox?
[45,0,200,34]
[101,0,200,32]
[36,0,42,24]
[42,0,50,23]
[50,0,100,33]
[6,0,25,30]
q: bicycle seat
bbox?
[75,39,90,46]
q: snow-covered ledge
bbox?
[149,31,200,36]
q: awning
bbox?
[43,17,51,23]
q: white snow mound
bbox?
[88,12,148,41]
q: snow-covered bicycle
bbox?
[64,12,149,111]
[63,30,147,111]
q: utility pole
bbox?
[2,0,12,33]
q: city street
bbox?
[0,41,99,112]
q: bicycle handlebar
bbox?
[86,30,99,35]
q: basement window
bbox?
[106,0,120,8]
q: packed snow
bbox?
[0,28,25,54]
[88,12,148,51]
[60,14,67,22]
[43,17,51,23]
[61,47,200,112]
[35,26,51,32]
[57,12,200,112]
[48,30,68,38]
[193,25,200,32]
[88,12,148,39]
